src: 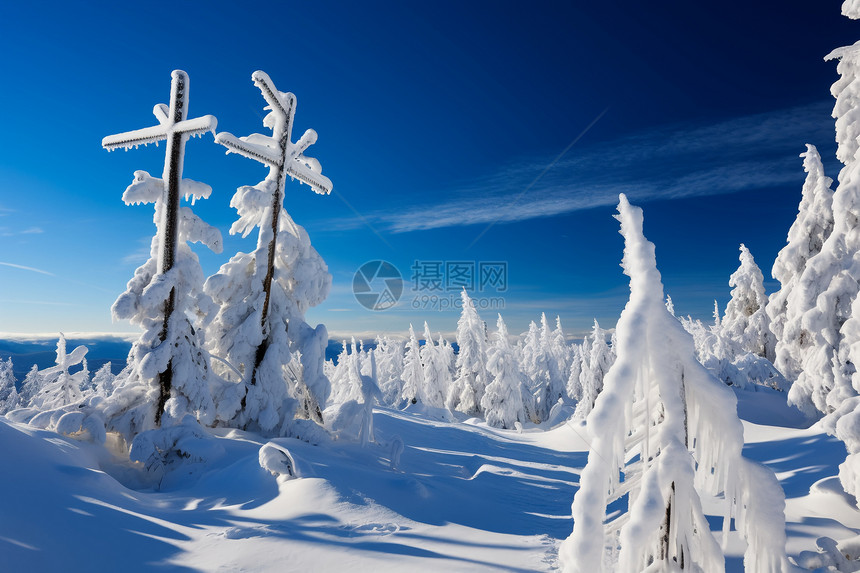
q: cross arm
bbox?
[215,132,281,167]
[286,160,333,195]
[102,124,170,151]
[252,71,292,119]
[174,115,218,137]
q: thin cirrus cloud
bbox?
[0,262,54,276]
[338,101,834,234]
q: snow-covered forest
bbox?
[10,3,860,572]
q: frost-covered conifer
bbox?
[541,313,569,407]
[565,345,584,403]
[17,364,42,408]
[481,315,527,429]
[665,294,675,316]
[102,71,221,439]
[401,325,424,405]
[722,244,775,361]
[205,72,331,434]
[560,195,787,573]
[375,335,405,407]
[518,320,553,422]
[786,37,860,418]
[573,320,614,421]
[768,145,835,383]
[419,323,451,408]
[0,357,18,414]
[91,363,116,398]
[447,290,490,415]
[30,335,89,410]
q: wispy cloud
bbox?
[0,262,54,276]
[1,226,44,237]
[122,237,153,265]
[335,101,833,234]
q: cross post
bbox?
[103,70,217,425]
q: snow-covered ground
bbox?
[0,387,853,572]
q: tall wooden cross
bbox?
[103,70,217,425]
[215,71,331,386]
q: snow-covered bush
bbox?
[104,168,222,442]
[560,195,786,573]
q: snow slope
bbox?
[0,389,854,572]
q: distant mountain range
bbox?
[0,336,355,381]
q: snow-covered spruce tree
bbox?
[559,195,786,573]
[420,323,451,409]
[566,344,584,403]
[375,335,405,407]
[518,319,553,422]
[481,314,527,429]
[447,290,490,415]
[573,320,614,422]
[401,324,424,405]
[29,334,89,410]
[91,363,116,398]
[721,244,775,361]
[540,313,569,409]
[767,145,835,382]
[788,33,860,418]
[0,357,18,414]
[101,71,221,441]
[205,71,332,435]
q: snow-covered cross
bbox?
[214,71,331,383]
[102,70,216,424]
[102,70,217,277]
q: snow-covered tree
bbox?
[205,71,331,435]
[101,71,221,439]
[447,290,489,415]
[518,319,553,421]
[482,315,527,429]
[767,146,835,382]
[560,195,786,573]
[786,37,860,418]
[541,313,569,408]
[566,344,584,403]
[573,320,614,421]
[401,325,424,405]
[721,244,775,361]
[375,335,405,407]
[29,335,89,411]
[420,323,451,409]
[0,357,19,414]
[90,363,116,398]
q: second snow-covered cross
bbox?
[215,71,331,385]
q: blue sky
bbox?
[0,1,854,340]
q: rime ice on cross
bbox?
[215,71,331,384]
[102,70,217,424]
